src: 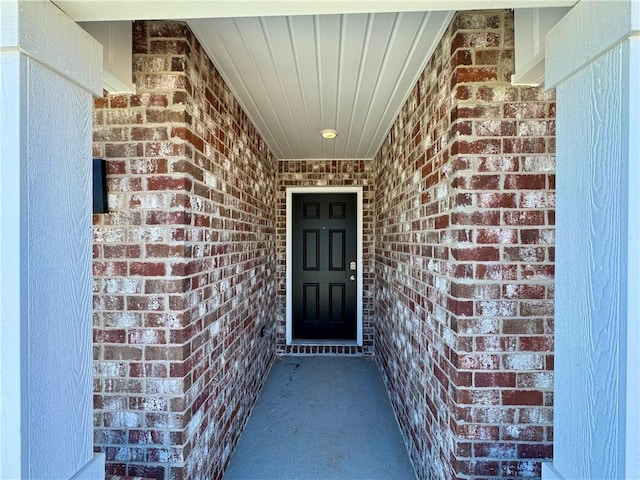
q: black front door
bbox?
[292,193,357,340]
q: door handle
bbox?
[349,275,355,281]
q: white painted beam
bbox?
[546,0,637,88]
[512,7,570,85]
[80,21,135,93]
[54,0,576,22]
[1,0,102,96]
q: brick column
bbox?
[375,11,555,479]
[92,21,277,479]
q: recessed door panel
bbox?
[329,283,345,322]
[303,230,320,270]
[329,202,346,219]
[303,202,320,219]
[329,230,345,271]
[291,193,357,340]
[303,283,320,322]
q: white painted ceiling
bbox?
[54,0,576,160]
[189,12,452,159]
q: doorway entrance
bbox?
[286,187,363,345]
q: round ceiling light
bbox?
[320,129,338,139]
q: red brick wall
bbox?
[374,11,555,479]
[92,21,277,479]
[276,160,375,355]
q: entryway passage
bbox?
[224,356,416,480]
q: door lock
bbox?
[349,261,357,271]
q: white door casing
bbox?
[286,186,363,346]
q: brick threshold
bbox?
[282,343,363,355]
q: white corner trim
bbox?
[546,0,634,88]
[511,49,546,85]
[625,35,640,480]
[0,1,103,96]
[69,454,106,480]
[285,186,363,346]
[79,21,136,93]
[541,462,566,480]
[512,7,570,86]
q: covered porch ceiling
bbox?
[54,0,575,160]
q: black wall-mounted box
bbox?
[93,158,109,214]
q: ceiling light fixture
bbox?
[320,129,338,139]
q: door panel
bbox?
[329,283,345,322]
[303,230,320,270]
[329,230,345,270]
[303,283,319,321]
[292,193,357,340]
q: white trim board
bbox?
[285,186,364,346]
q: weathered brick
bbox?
[517,372,553,389]
[503,353,545,371]
[94,329,127,344]
[476,228,517,244]
[129,362,168,378]
[455,66,498,83]
[93,20,277,480]
[130,93,170,108]
[502,390,544,406]
[103,346,143,361]
[375,9,554,480]
[131,126,169,141]
[453,139,501,155]
[145,211,191,225]
[128,429,167,444]
[477,156,519,173]
[517,443,553,459]
[128,329,167,345]
[503,210,545,226]
[452,246,500,262]
[504,137,548,154]
[476,373,516,390]
[146,176,192,191]
[451,32,501,51]
[473,441,517,458]
[456,423,501,440]
[129,262,166,277]
[503,284,546,300]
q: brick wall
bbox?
[374,11,555,479]
[92,21,277,479]
[276,160,375,355]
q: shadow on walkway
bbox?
[224,356,416,480]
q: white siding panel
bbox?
[0,1,104,478]
[546,2,639,478]
[27,57,95,479]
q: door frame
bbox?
[286,186,363,346]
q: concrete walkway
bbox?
[223,356,416,480]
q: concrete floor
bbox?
[223,356,417,480]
